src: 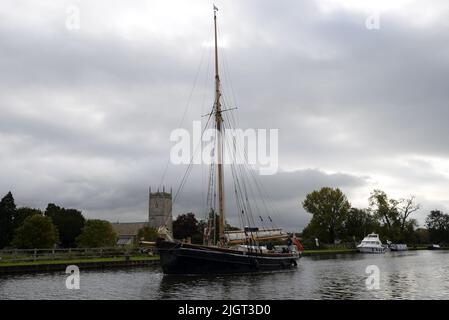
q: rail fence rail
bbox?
[0,247,153,263]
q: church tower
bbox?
[148,187,173,235]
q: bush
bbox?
[76,219,117,248]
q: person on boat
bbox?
[266,241,274,251]
[293,235,304,252]
[286,234,293,252]
[203,226,209,245]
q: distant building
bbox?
[111,222,147,246]
[149,187,173,235]
[110,187,173,246]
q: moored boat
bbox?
[389,243,408,251]
[157,236,300,275]
[155,6,301,275]
[357,233,386,253]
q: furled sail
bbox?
[224,228,288,244]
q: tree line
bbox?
[0,192,117,249]
[301,187,448,246]
[3,188,448,249]
[0,191,224,249]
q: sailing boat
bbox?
[156,7,301,275]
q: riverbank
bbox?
[0,249,355,274]
[0,249,357,275]
[2,247,446,275]
[302,249,357,256]
[0,256,159,275]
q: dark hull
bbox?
[156,239,300,275]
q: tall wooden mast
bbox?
[213,6,225,245]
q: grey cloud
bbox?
[1,0,448,230]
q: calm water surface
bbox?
[1,250,449,299]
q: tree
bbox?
[11,215,59,249]
[173,213,199,240]
[398,196,420,234]
[137,226,159,242]
[342,208,379,241]
[13,207,42,231]
[45,204,85,247]
[402,219,418,244]
[369,190,420,242]
[414,228,430,245]
[0,191,17,248]
[76,220,117,248]
[302,187,351,243]
[425,210,449,244]
[369,190,400,237]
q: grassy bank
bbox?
[0,255,159,267]
[0,255,160,275]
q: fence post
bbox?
[33,248,37,261]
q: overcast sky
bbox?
[1,0,449,231]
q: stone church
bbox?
[111,187,173,246]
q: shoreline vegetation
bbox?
[2,247,448,274]
[0,255,159,274]
[2,188,449,276]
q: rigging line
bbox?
[201,38,214,224]
[175,112,215,205]
[157,38,210,191]
[222,113,256,220]
[173,111,214,205]
[225,121,244,219]
[224,112,273,233]
[222,120,254,230]
[223,124,249,230]
[201,54,211,219]
[225,109,280,227]
[217,24,239,110]
[205,160,215,218]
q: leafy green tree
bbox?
[301,217,326,244]
[302,187,351,243]
[76,219,117,248]
[45,204,85,247]
[342,208,379,241]
[414,228,430,245]
[398,196,420,235]
[369,190,400,237]
[369,190,420,242]
[137,226,159,242]
[11,215,59,249]
[173,213,199,240]
[13,207,43,230]
[402,219,418,243]
[0,192,17,248]
[425,210,449,244]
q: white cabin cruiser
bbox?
[357,233,386,253]
[389,243,408,251]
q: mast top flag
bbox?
[214,4,218,12]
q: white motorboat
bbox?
[389,243,408,251]
[357,233,386,253]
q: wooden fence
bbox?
[0,247,153,263]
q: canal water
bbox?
[1,250,448,299]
